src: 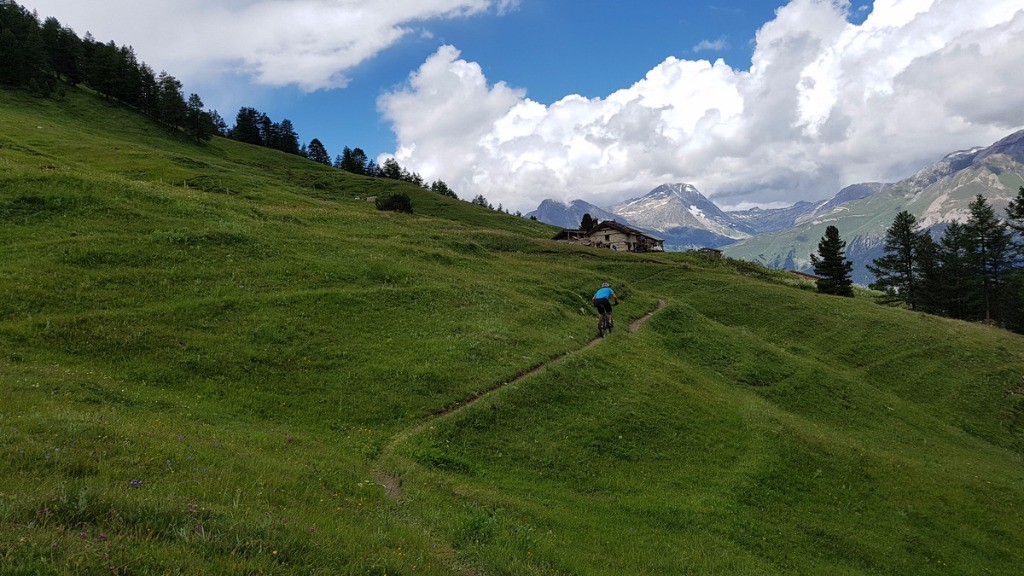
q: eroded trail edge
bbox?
[375,299,668,497]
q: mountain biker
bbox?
[593,282,619,324]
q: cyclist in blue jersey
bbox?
[592,282,619,323]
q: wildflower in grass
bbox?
[309,527,315,535]
[50,541,58,549]
[129,479,143,488]
[19,450,24,455]
[98,533,107,541]
[79,531,88,539]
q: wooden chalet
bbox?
[552,221,664,253]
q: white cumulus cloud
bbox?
[20,0,516,91]
[380,0,1024,212]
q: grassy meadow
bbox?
[2,86,1024,574]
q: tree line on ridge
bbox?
[0,0,485,207]
[811,191,1024,333]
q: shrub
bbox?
[375,193,413,214]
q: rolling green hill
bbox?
[3,86,1024,575]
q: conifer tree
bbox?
[1005,186,1024,244]
[471,194,492,209]
[580,213,595,232]
[914,233,942,314]
[230,107,264,145]
[380,158,403,179]
[868,211,924,307]
[269,119,299,154]
[339,146,369,174]
[430,180,456,198]
[934,222,973,319]
[810,225,854,297]
[349,148,368,175]
[154,71,187,128]
[306,138,331,165]
[964,194,1014,322]
[185,93,212,143]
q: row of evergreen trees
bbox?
[0,1,221,142]
[0,1,465,202]
[813,189,1024,332]
[867,190,1024,330]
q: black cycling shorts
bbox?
[595,298,612,314]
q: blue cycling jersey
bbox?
[594,287,614,300]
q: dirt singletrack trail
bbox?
[432,299,666,420]
[374,299,668,499]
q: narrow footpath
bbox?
[374,299,667,499]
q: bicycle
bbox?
[597,302,617,337]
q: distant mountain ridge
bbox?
[525,199,623,229]
[527,128,1024,278]
[724,128,1024,283]
[729,201,819,234]
[527,182,876,250]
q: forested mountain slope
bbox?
[3,87,1024,575]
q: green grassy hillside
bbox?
[3,87,1024,575]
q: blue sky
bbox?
[20,0,1024,211]
[199,0,840,163]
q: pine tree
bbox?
[1003,186,1024,329]
[934,222,974,319]
[271,119,300,154]
[380,158,402,179]
[1005,186,1024,255]
[867,211,924,307]
[339,146,368,174]
[430,180,456,198]
[208,110,228,136]
[349,148,368,175]
[914,233,942,314]
[810,225,854,297]
[230,107,264,145]
[580,213,595,232]
[964,194,1014,322]
[306,138,331,165]
[154,71,186,128]
[185,93,212,143]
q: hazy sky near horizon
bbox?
[20,0,1024,211]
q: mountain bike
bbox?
[597,303,616,337]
